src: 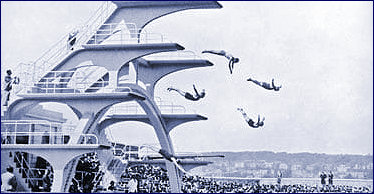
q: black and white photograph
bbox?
[1,1,373,193]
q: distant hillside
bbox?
[207,151,372,166]
[190,151,373,179]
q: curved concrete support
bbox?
[68,105,83,119]
[49,43,184,73]
[87,1,222,44]
[127,59,214,98]
[97,114,207,135]
[162,114,207,133]
[6,100,41,120]
[8,92,144,119]
[136,99,183,193]
[106,84,181,192]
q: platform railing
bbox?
[112,148,140,162]
[143,50,203,60]
[17,69,110,94]
[22,84,133,94]
[1,132,98,145]
[110,143,161,162]
[2,120,76,132]
[88,28,170,45]
[1,120,57,133]
[108,98,195,115]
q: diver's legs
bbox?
[167,87,186,96]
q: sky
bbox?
[1,1,373,155]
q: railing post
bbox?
[14,122,17,144]
[29,123,32,144]
[49,123,52,145]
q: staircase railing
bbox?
[15,1,117,94]
[13,152,48,190]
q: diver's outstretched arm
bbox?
[228,60,234,74]
[193,85,199,96]
[238,108,251,123]
[272,79,282,91]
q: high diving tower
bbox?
[1,1,222,193]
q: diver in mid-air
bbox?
[157,149,189,175]
[247,77,282,91]
[202,50,239,74]
[167,85,205,101]
[237,108,265,128]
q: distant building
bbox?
[279,163,288,170]
[337,164,349,173]
[235,162,245,168]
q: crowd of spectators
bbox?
[97,164,372,193]
[69,153,103,193]
[109,164,170,193]
[182,176,372,193]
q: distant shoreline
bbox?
[207,177,373,187]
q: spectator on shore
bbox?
[328,171,334,185]
[320,171,327,188]
[277,171,283,185]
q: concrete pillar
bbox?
[51,169,64,192]
[108,71,118,91]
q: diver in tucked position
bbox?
[202,50,239,74]
[167,85,205,101]
[247,77,282,91]
[237,108,265,128]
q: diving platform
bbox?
[104,114,207,133]
[88,1,222,45]
[48,43,184,73]
[18,90,145,100]
[7,90,146,120]
[3,1,223,193]
[128,159,212,172]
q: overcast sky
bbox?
[1,1,373,155]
